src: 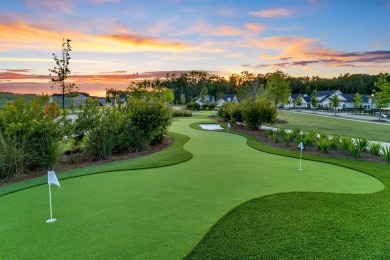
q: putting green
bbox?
[0,118,383,259]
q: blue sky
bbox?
[1,0,390,96]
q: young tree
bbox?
[199,86,209,107]
[310,90,319,113]
[265,70,290,107]
[373,73,390,120]
[49,38,79,112]
[352,92,363,114]
[330,94,340,116]
[294,94,303,110]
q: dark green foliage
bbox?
[241,99,277,130]
[75,95,172,160]
[0,97,65,176]
[186,102,200,111]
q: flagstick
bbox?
[47,184,57,223]
[299,149,303,171]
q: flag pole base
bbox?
[298,168,303,171]
[46,218,57,223]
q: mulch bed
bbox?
[0,136,174,187]
[230,123,387,164]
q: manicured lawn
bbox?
[265,110,390,142]
[0,116,385,259]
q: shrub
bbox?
[172,109,192,117]
[368,142,382,156]
[340,136,353,152]
[186,102,200,111]
[241,99,277,130]
[0,132,29,178]
[291,127,301,139]
[329,134,340,149]
[284,132,294,146]
[381,146,390,162]
[303,130,317,146]
[316,138,331,153]
[0,97,65,175]
[264,129,273,138]
[348,138,368,158]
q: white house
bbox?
[195,95,215,106]
[216,94,238,107]
[284,94,310,109]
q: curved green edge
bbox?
[0,131,193,197]
[185,126,390,259]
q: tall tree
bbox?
[373,73,390,120]
[49,38,79,112]
[265,70,290,107]
[352,92,363,114]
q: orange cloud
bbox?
[0,20,192,52]
[245,23,265,32]
[249,8,292,18]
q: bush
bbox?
[368,142,382,156]
[186,102,200,111]
[0,133,29,178]
[316,138,331,153]
[348,138,368,158]
[0,97,65,175]
[218,102,242,123]
[303,130,317,147]
[340,136,353,152]
[172,109,192,117]
[329,134,340,149]
[381,146,390,162]
[241,99,277,130]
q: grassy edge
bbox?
[0,131,192,197]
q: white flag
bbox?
[227,123,231,128]
[48,170,60,187]
[298,142,304,150]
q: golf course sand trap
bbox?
[199,124,223,130]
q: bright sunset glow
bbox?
[1,0,390,96]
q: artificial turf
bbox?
[0,117,384,259]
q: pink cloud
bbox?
[249,8,292,18]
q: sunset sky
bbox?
[1,0,390,96]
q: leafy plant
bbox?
[0,132,29,177]
[348,138,368,158]
[241,98,277,130]
[368,142,382,156]
[303,129,317,147]
[340,136,353,152]
[316,138,331,153]
[381,146,390,162]
[291,127,301,139]
[329,134,340,149]
[283,133,293,146]
[264,129,273,138]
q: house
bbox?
[338,94,373,109]
[216,94,238,107]
[195,95,215,106]
[285,94,310,109]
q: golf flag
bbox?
[48,170,60,187]
[227,122,231,128]
[47,170,60,223]
[297,142,304,170]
